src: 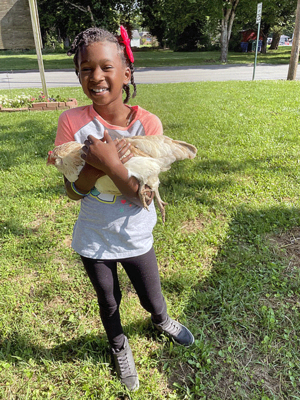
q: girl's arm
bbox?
[65,135,134,201]
[64,163,104,200]
[81,131,150,207]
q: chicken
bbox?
[47,135,197,222]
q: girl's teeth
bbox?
[93,88,107,93]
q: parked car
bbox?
[279,35,290,45]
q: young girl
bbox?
[55,26,194,391]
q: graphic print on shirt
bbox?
[90,187,116,204]
[89,187,133,213]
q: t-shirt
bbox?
[55,104,163,260]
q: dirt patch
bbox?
[180,216,206,233]
[63,236,72,248]
[268,227,300,269]
[180,213,228,235]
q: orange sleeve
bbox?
[147,115,163,136]
[55,111,75,145]
[141,111,163,136]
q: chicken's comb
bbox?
[48,151,53,155]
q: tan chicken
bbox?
[47,135,197,222]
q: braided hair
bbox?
[67,27,137,104]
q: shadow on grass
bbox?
[162,204,300,398]
[0,118,57,170]
[191,204,300,305]
[0,331,113,365]
[1,205,300,398]
[164,154,299,185]
[157,154,299,211]
[0,317,160,365]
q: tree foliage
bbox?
[139,0,215,50]
[233,0,297,53]
[37,0,298,61]
[37,0,138,45]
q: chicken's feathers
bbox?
[52,142,84,182]
[126,135,197,164]
[48,135,197,223]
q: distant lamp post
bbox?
[28,0,48,98]
[287,0,300,80]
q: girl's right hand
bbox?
[81,131,133,173]
[67,132,133,200]
[82,132,142,204]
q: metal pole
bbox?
[28,0,48,98]
[253,2,262,81]
[252,21,261,81]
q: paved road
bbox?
[0,63,295,90]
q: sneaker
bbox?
[152,315,194,347]
[111,336,139,391]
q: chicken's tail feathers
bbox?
[171,139,197,160]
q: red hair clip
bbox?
[120,25,134,63]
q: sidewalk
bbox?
[0,63,295,90]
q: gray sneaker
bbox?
[111,336,139,391]
[152,315,194,347]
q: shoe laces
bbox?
[114,348,135,377]
[163,317,182,336]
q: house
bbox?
[0,0,34,50]
[240,29,263,52]
[130,30,141,48]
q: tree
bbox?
[140,0,298,59]
[287,0,300,80]
[269,27,282,50]
[176,0,241,60]
[137,0,166,46]
[139,0,210,50]
[219,0,240,62]
[115,0,141,37]
[37,0,138,46]
[234,0,297,54]
[260,1,296,54]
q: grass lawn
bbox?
[0,46,295,71]
[1,80,300,399]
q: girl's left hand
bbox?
[81,131,133,174]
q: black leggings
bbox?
[81,247,168,350]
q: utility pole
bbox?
[287,0,300,80]
[28,0,48,97]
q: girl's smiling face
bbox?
[78,41,131,112]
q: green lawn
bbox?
[1,80,300,399]
[0,46,295,71]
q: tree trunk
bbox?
[269,31,281,50]
[261,35,268,54]
[288,0,300,80]
[220,18,229,63]
[259,24,270,54]
[220,0,240,63]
